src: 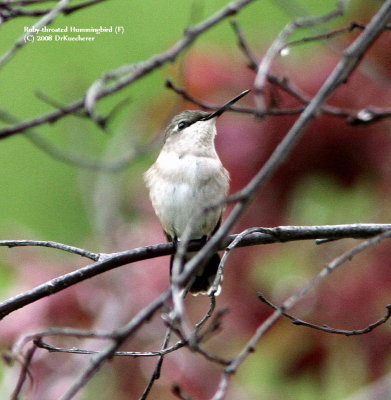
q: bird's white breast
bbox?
[144,151,229,240]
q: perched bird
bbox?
[144,90,250,294]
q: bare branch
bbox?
[1,224,391,320]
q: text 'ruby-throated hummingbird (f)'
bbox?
[144,89,250,294]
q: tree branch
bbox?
[1,224,391,320]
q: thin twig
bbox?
[166,79,305,117]
[265,73,353,118]
[258,294,391,336]
[140,327,172,399]
[0,239,99,260]
[283,22,391,51]
[165,79,251,114]
[165,309,230,367]
[0,1,55,5]
[230,19,258,69]
[195,295,216,332]
[12,327,115,356]
[210,227,262,295]
[35,337,185,357]
[10,345,36,400]
[0,0,108,21]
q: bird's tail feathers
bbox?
[170,252,221,295]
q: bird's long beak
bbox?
[200,89,250,121]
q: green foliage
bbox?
[288,175,377,225]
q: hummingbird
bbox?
[144,89,250,294]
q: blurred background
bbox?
[0,0,391,399]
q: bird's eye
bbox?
[177,121,188,131]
